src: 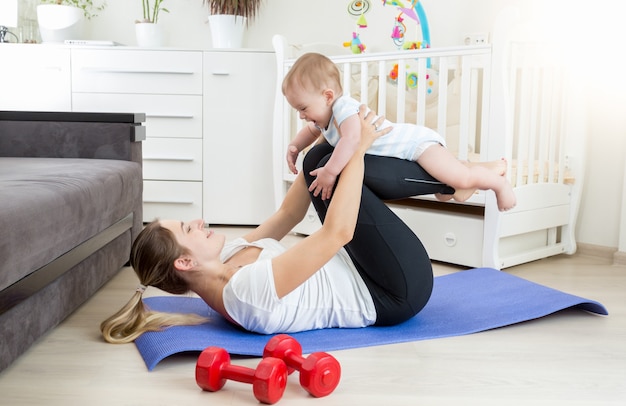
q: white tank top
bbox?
[221,237,376,334]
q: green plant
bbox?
[203,0,263,23]
[40,0,107,20]
[137,0,169,24]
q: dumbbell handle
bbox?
[280,349,306,369]
[220,364,256,384]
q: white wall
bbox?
[23,0,626,250]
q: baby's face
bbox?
[286,84,333,130]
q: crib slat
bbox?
[437,57,449,139]
[526,64,540,185]
[377,60,387,117]
[555,67,567,184]
[479,55,492,161]
[458,55,472,161]
[416,57,428,126]
[342,62,351,96]
[396,61,406,122]
[360,61,369,105]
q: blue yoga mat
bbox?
[135,268,607,371]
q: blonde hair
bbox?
[100,221,208,344]
[282,52,342,96]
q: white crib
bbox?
[271,8,586,269]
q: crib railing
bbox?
[273,27,579,209]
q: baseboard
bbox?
[613,251,626,266]
[576,243,616,261]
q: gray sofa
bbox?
[0,111,144,372]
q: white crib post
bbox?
[271,35,289,211]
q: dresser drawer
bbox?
[0,45,71,111]
[72,93,202,139]
[71,49,202,94]
[143,138,202,181]
[143,181,203,222]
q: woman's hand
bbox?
[357,104,391,154]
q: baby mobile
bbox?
[385,1,438,101]
[343,1,437,100]
[343,0,431,54]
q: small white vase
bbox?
[37,4,85,43]
[208,14,247,48]
[135,22,163,48]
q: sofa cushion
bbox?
[0,157,142,291]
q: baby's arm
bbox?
[309,114,361,200]
[287,123,320,174]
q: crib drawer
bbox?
[143,138,202,181]
[71,49,202,95]
[388,203,485,268]
[143,181,203,222]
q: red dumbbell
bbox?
[196,346,288,405]
[263,334,341,398]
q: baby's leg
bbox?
[417,144,516,211]
[465,159,507,177]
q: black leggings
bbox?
[303,144,455,326]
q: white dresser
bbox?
[0,45,276,225]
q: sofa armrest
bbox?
[0,111,145,164]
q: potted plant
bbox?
[136,0,169,24]
[135,0,169,47]
[37,0,107,42]
[202,0,264,48]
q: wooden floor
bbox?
[1,226,625,405]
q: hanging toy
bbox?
[391,14,406,48]
[343,32,366,54]
[347,0,371,27]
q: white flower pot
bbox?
[208,14,246,48]
[135,22,163,47]
[37,4,85,43]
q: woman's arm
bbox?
[272,106,388,298]
[242,171,311,244]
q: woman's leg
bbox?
[302,146,449,325]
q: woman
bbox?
[101,106,455,343]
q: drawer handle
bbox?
[80,67,195,75]
[144,156,195,162]
[211,71,230,76]
[146,113,195,119]
[144,199,194,205]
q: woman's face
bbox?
[160,219,225,266]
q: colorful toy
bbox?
[388,63,439,103]
[347,0,371,27]
[383,0,431,58]
[263,334,341,398]
[343,31,366,54]
[391,14,406,47]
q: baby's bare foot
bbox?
[496,181,517,211]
